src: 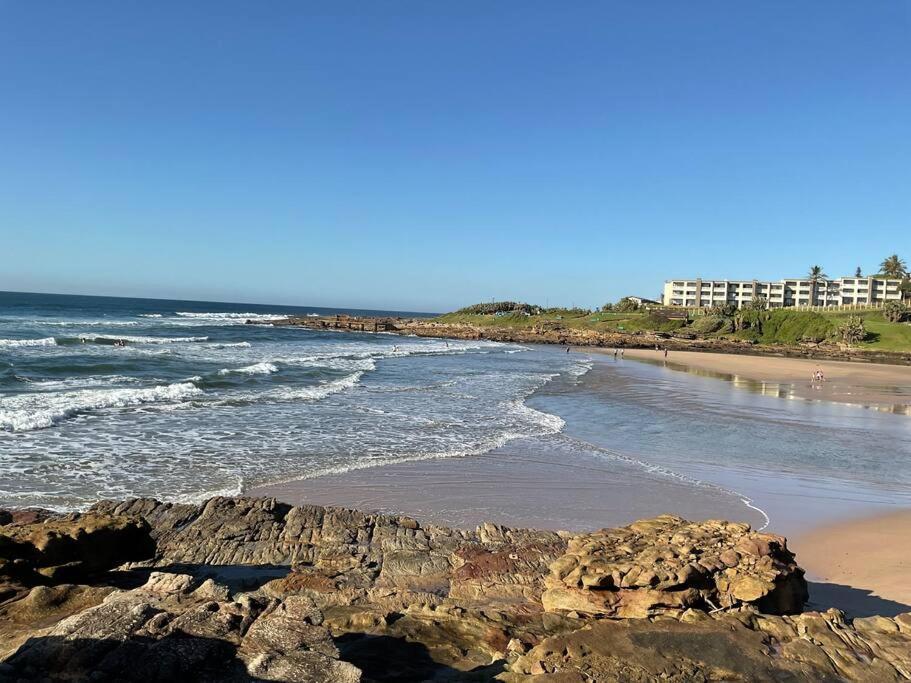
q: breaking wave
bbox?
[218,362,279,376]
[0,382,203,432]
[0,337,57,348]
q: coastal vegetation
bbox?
[436,298,911,353]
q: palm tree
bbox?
[880,254,908,279]
[855,266,862,278]
[806,265,827,306]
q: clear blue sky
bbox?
[2,2,909,312]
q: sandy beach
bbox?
[610,348,911,410]
[796,510,911,617]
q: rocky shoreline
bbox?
[272,316,911,366]
[2,497,911,681]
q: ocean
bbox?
[0,291,588,510]
[2,291,910,535]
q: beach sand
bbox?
[795,510,911,617]
[251,446,764,532]
[610,348,911,410]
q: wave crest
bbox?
[0,337,57,348]
[0,382,203,432]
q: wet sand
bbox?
[795,510,911,617]
[251,445,764,532]
[610,348,911,410]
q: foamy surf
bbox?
[0,337,57,348]
[76,334,209,344]
[0,381,203,432]
[218,362,279,376]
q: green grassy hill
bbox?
[435,303,911,353]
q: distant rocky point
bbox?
[1,496,910,681]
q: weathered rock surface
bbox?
[1,497,909,682]
[502,609,911,682]
[543,515,808,618]
[0,512,154,592]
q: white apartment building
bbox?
[662,276,903,308]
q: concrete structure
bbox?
[662,276,903,308]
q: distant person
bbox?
[566,346,570,353]
[664,347,668,358]
[613,349,618,359]
[620,349,624,358]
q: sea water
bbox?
[2,292,910,534]
[0,292,588,509]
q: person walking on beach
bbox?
[664,347,668,358]
[613,349,618,359]
[620,349,624,358]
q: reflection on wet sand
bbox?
[629,356,911,416]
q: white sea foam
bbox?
[218,362,279,376]
[262,372,363,401]
[22,375,143,391]
[139,313,163,318]
[0,337,57,348]
[209,341,252,349]
[0,382,203,432]
[79,334,209,344]
[175,312,289,322]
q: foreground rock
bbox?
[1,497,909,681]
[0,512,154,596]
[543,515,807,618]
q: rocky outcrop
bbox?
[1,497,909,682]
[0,512,154,589]
[502,609,911,682]
[542,515,807,618]
[2,572,361,682]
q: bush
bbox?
[455,302,539,315]
[709,303,736,317]
[836,315,866,345]
[883,301,908,323]
[601,303,614,312]
[748,296,768,311]
[615,297,640,312]
[690,315,727,334]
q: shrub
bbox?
[748,296,768,311]
[456,302,539,315]
[709,303,736,317]
[615,297,640,312]
[690,315,727,334]
[883,301,908,323]
[601,303,614,312]
[836,316,866,345]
